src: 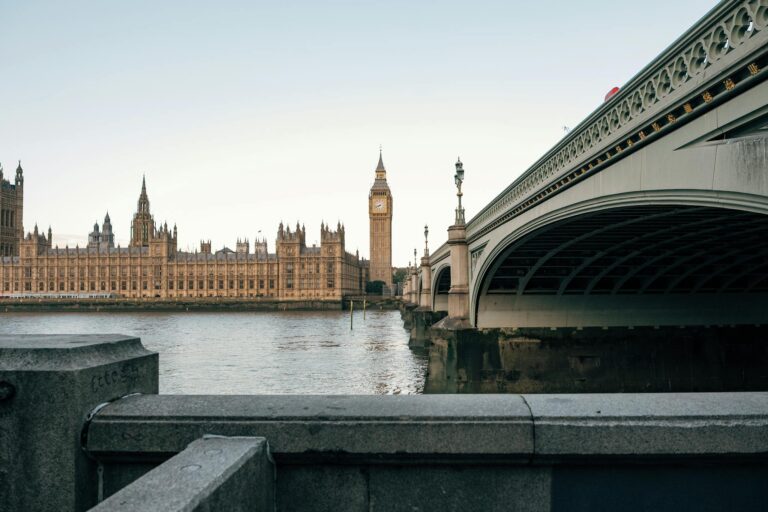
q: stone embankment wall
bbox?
[2,335,767,511]
[0,297,349,312]
[343,295,402,311]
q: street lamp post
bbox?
[424,224,429,256]
[447,157,469,321]
[454,158,465,225]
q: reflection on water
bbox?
[0,310,426,395]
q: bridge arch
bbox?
[432,264,451,312]
[472,190,768,328]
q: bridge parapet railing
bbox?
[466,0,768,240]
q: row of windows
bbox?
[8,261,337,276]
[169,279,276,290]
[285,277,336,289]
[3,263,344,290]
[0,209,16,228]
[0,242,16,257]
[11,267,284,279]
[2,279,278,292]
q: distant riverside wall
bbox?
[0,296,402,312]
[342,295,402,310]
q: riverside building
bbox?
[0,174,368,300]
[0,161,24,257]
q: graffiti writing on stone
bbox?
[91,363,139,393]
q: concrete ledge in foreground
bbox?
[87,436,273,512]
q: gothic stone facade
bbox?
[0,177,367,300]
[0,162,24,257]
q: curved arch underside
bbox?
[433,266,451,312]
[477,205,768,328]
[484,205,768,296]
[435,267,451,293]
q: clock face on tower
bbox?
[373,199,387,213]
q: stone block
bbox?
[87,394,533,460]
[277,465,368,512]
[89,436,273,511]
[0,334,158,511]
[369,465,551,512]
[525,392,768,457]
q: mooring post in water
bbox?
[350,300,354,329]
[363,298,366,320]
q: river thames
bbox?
[0,310,426,394]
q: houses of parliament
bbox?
[0,155,397,301]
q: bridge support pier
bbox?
[446,224,470,326]
[419,255,432,309]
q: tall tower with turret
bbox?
[368,150,393,289]
[130,176,155,247]
[0,160,24,257]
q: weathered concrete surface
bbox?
[425,325,768,393]
[369,466,551,512]
[85,392,768,511]
[87,394,533,459]
[399,301,418,330]
[277,466,369,512]
[525,392,768,457]
[407,308,447,347]
[0,335,158,512]
[276,465,551,512]
[89,436,273,512]
[88,394,534,508]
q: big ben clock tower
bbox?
[369,150,393,289]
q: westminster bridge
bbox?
[405,0,768,331]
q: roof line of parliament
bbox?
[0,162,371,300]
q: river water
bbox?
[0,310,427,395]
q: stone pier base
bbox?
[425,326,768,394]
[399,304,446,347]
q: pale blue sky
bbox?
[0,0,717,264]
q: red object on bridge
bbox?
[604,86,620,102]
